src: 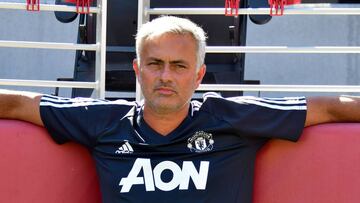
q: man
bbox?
[0,16,360,203]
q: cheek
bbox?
[139,70,152,84]
[139,71,158,93]
[182,76,198,92]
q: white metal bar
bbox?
[135,0,150,102]
[94,0,107,99]
[146,4,360,16]
[206,46,360,54]
[197,84,360,92]
[3,42,360,53]
[0,2,100,13]
[0,79,96,89]
[0,40,99,51]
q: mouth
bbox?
[154,87,177,96]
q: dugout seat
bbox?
[254,123,360,203]
[0,120,359,202]
[0,120,101,203]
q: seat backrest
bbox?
[0,120,101,203]
[1,120,359,202]
[254,123,360,203]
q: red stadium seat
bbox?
[254,123,360,203]
[0,120,359,202]
[0,120,101,203]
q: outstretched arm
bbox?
[0,89,43,126]
[305,96,360,127]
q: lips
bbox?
[154,87,177,95]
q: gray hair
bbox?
[135,16,207,69]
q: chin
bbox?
[153,102,185,113]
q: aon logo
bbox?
[119,158,209,193]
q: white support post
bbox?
[94,0,107,99]
[136,0,150,102]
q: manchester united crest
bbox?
[187,131,214,153]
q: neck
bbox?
[143,103,190,136]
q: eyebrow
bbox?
[147,58,163,63]
[170,60,188,65]
[147,57,189,66]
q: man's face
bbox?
[133,33,206,114]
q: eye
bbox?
[176,64,187,69]
[147,62,159,66]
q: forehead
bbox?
[141,33,197,63]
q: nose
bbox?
[159,64,173,82]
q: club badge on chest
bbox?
[187,131,214,153]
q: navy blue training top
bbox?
[40,92,307,203]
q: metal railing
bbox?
[0,2,100,13]
[1,1,359,99]
[197,84,360,93]
[146,4,360,15]
[136,1,360,100]
[0,1,107,98]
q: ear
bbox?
[133,59,140,78]
[195,64,206,88]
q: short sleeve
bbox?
[40,95,135,148]
[202,93,307,142]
